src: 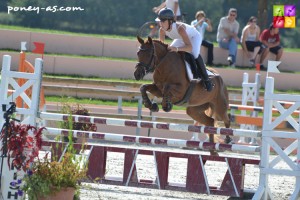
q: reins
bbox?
[137,46,156,73]
[137,40,172,74]
[150,41,170,70]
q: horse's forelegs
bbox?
[162,84,173,112]
[140,84,162,112]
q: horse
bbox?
[134,36,232,150]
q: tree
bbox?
[257,0,268,29]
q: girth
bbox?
[174,79,198,107]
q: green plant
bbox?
[59,103,96,132]
[21,151,87,200]
[19,103,89,199]
[58,103,97,143]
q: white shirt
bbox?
[166,23,202,57]
[166,0,181,17]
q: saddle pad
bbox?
[185,61,214,81]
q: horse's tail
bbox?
[209,74,230,120]
[222,78,230,109]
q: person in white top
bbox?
[241,16,266,68]
[153,0,182,21]
[156,8,213,92]
[217,8,240,66]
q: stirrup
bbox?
[204,80,213,92]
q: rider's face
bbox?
[159,20,169,31]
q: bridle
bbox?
[136,44,156,74]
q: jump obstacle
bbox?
[0,54,299,200]
[0,55,42,200]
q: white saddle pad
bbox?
[185,61,214,81]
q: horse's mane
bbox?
[146,39,168,50]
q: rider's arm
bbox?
[169,24,192,53]
[159,28,166,43]
[178,25,192,52]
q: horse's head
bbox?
[134,36,156,80]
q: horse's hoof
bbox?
[224,136,233,144]
[162,103,173,112]
[150,103,159,112]
[210,150,219,156]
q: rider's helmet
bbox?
[155,8,175,22]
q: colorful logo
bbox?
[273,5,296,28]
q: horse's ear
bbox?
[148,36,153,44]
[137,36,144,44]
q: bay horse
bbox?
[134,36,231,148]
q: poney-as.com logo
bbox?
[273,5,296,28]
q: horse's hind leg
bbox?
[214,101,232,144]
[187,105,218,155]
[224,113,232,144]
[140,84,162,112]
[187,104,214,126]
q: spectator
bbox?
[217,8,240,67]
[259,23,283,65]
[191,10,214,66]
[156,8,213,91]
[241,16,266,69]
[153,0,182,21]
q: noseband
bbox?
[137,45,156,73]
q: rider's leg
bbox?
[194,55,213,92]
[184,52,198,79]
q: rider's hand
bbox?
[168,46,178,52]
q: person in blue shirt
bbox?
[191,11,214,66]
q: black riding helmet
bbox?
[155,8,175,22]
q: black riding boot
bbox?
[195,55,213,92]
[184,52,199,79]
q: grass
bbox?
[43,74,300,113]
[1,24,300,52]
[0,24,135,40]
[46,95,187,111]
[47,95,138,107]
[44,73,300,94]
[44,73,151,83]
[0,49,136,62]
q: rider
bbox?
[155,8,213,92]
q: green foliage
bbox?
[58,103,97,143]
[59,104,95,131]
[21,100,89,199]
[21,152,87,200]
[0,0,299,47]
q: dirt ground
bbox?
[78,145,297,200]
